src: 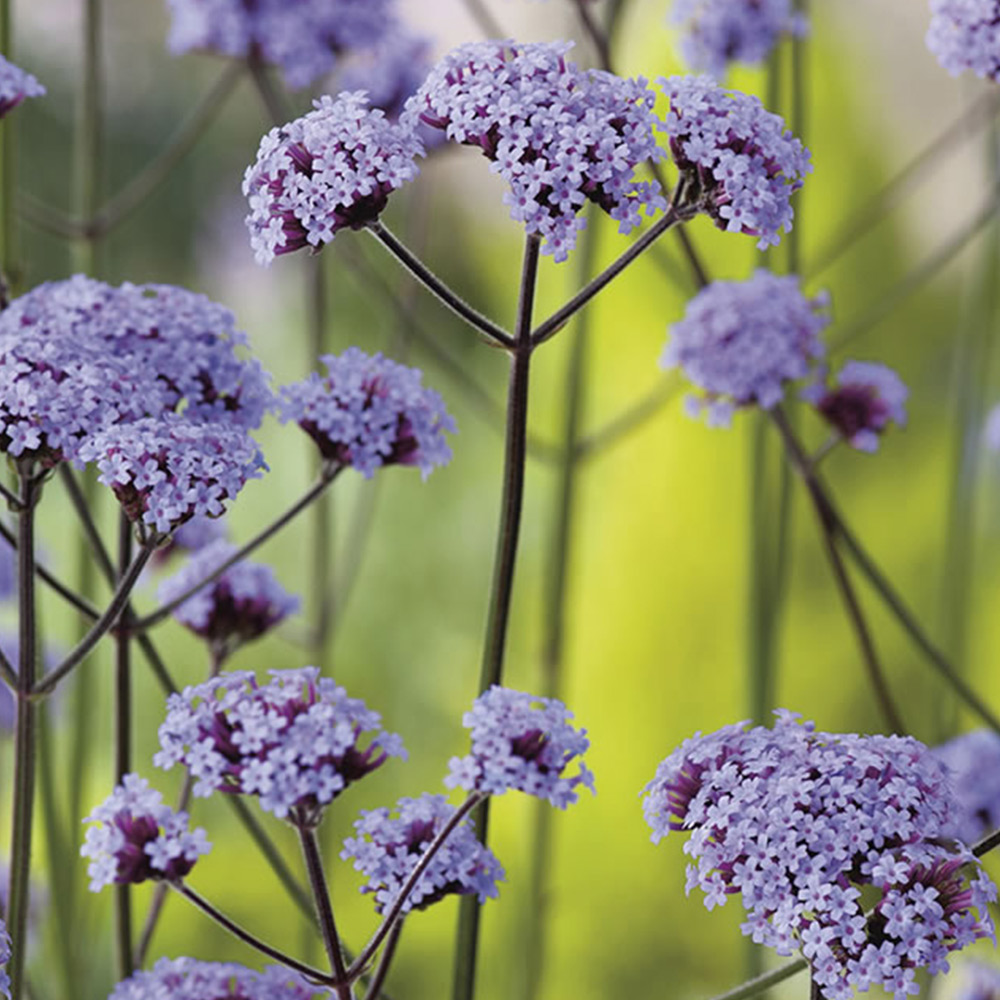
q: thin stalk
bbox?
[572,0,612,70]
[7,469,40,999]
[462,0,505,38]
[0,0,16,298]
[353,794,482,979]
[174,882,332,984]
[706,958,809,1000]
[367,222,513,348]
[0,479,21,510]
[114,515,135,980]
[247,54,292,124]
[362,922,403,1000]
[34,545,153,697]
[72,0,103,277]
[574,376,681,461]
[0,645,13,688]
[298,828,351,997]
[132,469,341,631]
[531,204,688,346]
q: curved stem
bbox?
[367,222,513,348]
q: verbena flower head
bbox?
[661,75,811,248]
[166,0,394,89]
[446,686,595,808]
[157,540,300,659]
[670,0,807,78]
[643,711,998,1000]
[154,667,406,826]
[933,730,1000,846]
[0,55,44,118]
[108,957,329,1000]
[662,270,829,426]
[280,348,456,479]
[803,360,908,452]
[81,774,211,892]
[339,29,434,123]
[244,92,423,265]
[406,40,667,262]
[927,0,1000,81]
[0,918,9,1000]
[341,793,505,913]
[78,416,267,540]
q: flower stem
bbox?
[7,468,40,1000]
[72,0,103,277]
[367,222,513,348]
[362,921,403,1000]
[297,827,351,997]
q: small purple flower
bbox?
[643,712,997,1000]
[280,348,456,479]
[803,360,908,452]
[662,75,811,248]
[78,416,266,540]
[662,270,829,426]
[927,0,1000,81]
[446,686,594,809]
[406,40,667,262]
[0,55,44,119]
[157,540,300,659]
[244,92,423,265]
[670,0,808,78]
[341,793,505,913]
[154,667,406,826]
[80,774,211,892]
[933,730,1000,846]
[109,957,328,1000]
[0,918,9,1000]
[165,0,394,89]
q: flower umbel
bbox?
[446,686,595,808]
[927,0,1000,81]
[280,348,456,479]
[933,729,1000,846]
[80,774,211,892]
[662,270,829,426]
[154,667,406,825]
[407,40,667,262]
[0,55,44,118]
[643,712,998,1000]
[342,793,505,913]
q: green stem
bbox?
[72,0,103,276]
[0,0,16,298]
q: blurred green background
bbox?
[2,1,1000,998]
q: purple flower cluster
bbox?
[661,270,829,426]
[244,92,423,265]
[280,348,456,479]
[166,0,394,89]
[157,540,300,656]
[446,686,595,808]
[0,918,9,1000]
[154,667,406,825]
[341,793,505,913]
[803,361,908,452]
[670,0,807,78]
[80,774,211,892]
[643,711,998,1000]
[339,29,435,124]
[109,957,328,1000]
[663,75,811,247]
[78,417,266,538]
[927,0,1000,81]
[0,55,44,119]
[933,730,1000,846]
[406,40,667,262]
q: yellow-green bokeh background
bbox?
[3,1,1000,998]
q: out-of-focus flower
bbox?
[108,957,329,1000]
[155,667,405,826]
[803,360,908,452]
[406,40,666,262]
[927,0,1000,81]
[662,270,829,426]
[339,29,434,123]
[446,686,594,808]
[165,0,395,89]
[933,729,1000,846]
[157,540,300,660]
[280,348,455,480]
[78,416,267,539]
[661,75,811,248]
[947,961,1000,1000]
[244,92,423,265]
[0,537,13,604]
[0,918,9,1000]
[643,711,998,1000]
[341,793,505,913]
[81,774,210,892]
[151,514,229,567]
[0,55,44,119]
[670,0,807,78]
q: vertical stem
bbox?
[114,514,134,980]
[73,0,103,276]
[7,469,39,1000]
[453,233,541,1000]
[362,921,403,1000]
[0,0,15,301]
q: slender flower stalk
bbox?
[297,828,350,997]
[362,921,402,1000]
